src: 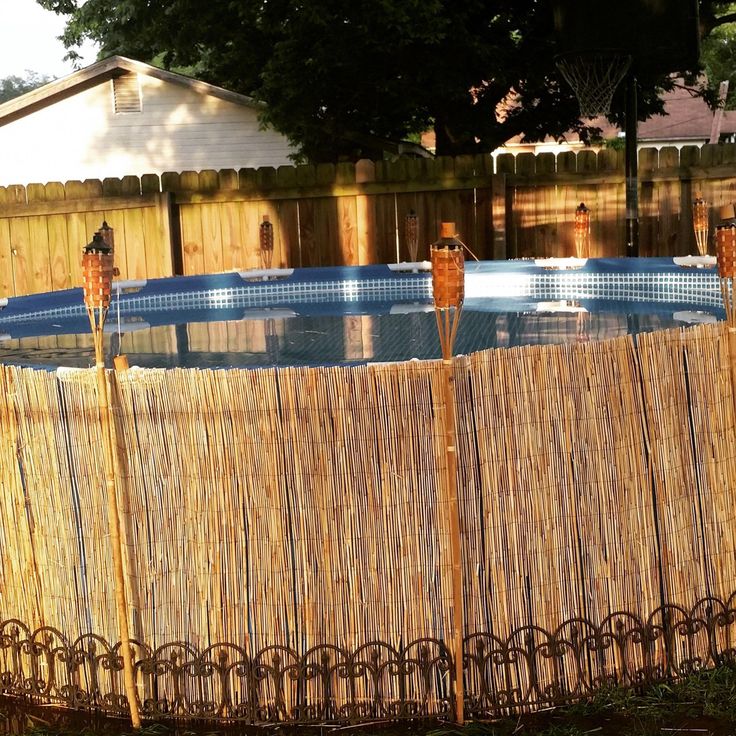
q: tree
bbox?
[35,0,735,161]
[701,3,736,108]
[0,71,54,104]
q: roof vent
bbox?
[113,73,141,113]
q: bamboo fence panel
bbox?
[638,328,711,606]
[681,326,736,598]
[0,367,44,630]
[0,322,735,678]
[53,369,120,639]
[638,324,736,599]
[635,323,736,669]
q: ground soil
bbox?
[0,697,735,736]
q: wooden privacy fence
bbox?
[500,143,736,260]
[4,143,736,297]
[0,179,173,296]
[0,322,735,721]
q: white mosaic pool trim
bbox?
[0,271,723,324]
[464,271,721,304]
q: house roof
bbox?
[499,80,736,151]
[587,83,736,142]
[0,55,262,127]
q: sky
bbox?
[0,0,98,80]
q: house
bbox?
[498,81,736,156]
[0,56,299,187]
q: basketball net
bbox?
[555,51,632,118]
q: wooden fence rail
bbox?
[2,143,736,296]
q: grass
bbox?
[426,665,736,736]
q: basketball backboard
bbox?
[552,0,700,74]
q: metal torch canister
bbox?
[82,233,115,311]
[430,222,465,310]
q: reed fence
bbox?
[0,322,735,722]
[3,144,736,297]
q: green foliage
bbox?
[32,0,720,161]
[536,727,586,736]
[426,666,736,736]
[701,9,736,108]
[0,71,54,103]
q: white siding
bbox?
[0,75,298,187]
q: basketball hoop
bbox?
[555,50,632,118]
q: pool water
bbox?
[0,260,723,370]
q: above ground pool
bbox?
[0,258,724,369]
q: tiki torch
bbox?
[431,222,465,723]
[405,210,419,263]
[260,215,274,270]
[574,202,590,259]
[82,229,141,729]
[94,221,129,371]
[431,223,465,359]
[693,194,709,256]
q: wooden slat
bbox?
[179,203,205,275]
[0,218,12,296]
[8,217,32,295]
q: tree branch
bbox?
[711,11,736,29]
[700,0,736,36]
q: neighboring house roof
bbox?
[586,82,736,143]
[496,80,736,155]
[0,55,261,127]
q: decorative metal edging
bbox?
[1,594,735,725]
[465,595,736,719]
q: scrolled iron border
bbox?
[0,594,734,724]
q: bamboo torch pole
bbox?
[431,222,465,724]
[82,229,141,729]
[716,223,736,419]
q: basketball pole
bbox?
[625,73,639,257]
